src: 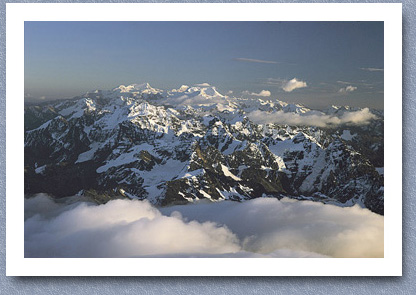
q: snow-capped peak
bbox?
[109,83,164,98]
[24,80,384,216]
[186,85,224,98]
[113,83,155,93]
[324,105,357,115]
[282,103,311,114]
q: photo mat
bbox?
[7,3,402,276]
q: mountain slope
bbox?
[24,83,384,214]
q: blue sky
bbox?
[25,21,384,109]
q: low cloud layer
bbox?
[163,198,383,258]
[243,90,271,97]
[282,78,307,92]
[248,108,377,127]
[25,195,383,258]
[25,196,239,258]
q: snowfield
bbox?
[24,82,384,215]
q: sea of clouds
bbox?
[247,108,377,128]
[24,195,383,258]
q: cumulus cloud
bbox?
[25,195,240,258]
[247,108,377,127]
[360,67,384,72]
[194,83,211,87]
[282,78,307,92]
[164,198,384,258]
[233,57,279,64]
[242,90,271,97]
[25,195,383,258]
[339,85,357,93]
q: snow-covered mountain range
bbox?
[24,83,384,214]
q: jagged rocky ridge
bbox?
[24,83,384,214]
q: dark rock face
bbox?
[24,86,384,214]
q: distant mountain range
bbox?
[24,83,384,214]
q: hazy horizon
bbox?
[25,21,384,109]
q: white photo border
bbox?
[6,3,402,276]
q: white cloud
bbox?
[360,67,384,72]
[242,90,271,97]
[164,198,384,258]
[282,78,307,92]
[339,85,357,93]
[25,195,383,258]
[233,57,279,64]
[25,196,240,258]
[247,108,377,128]
[194,83,211,87]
